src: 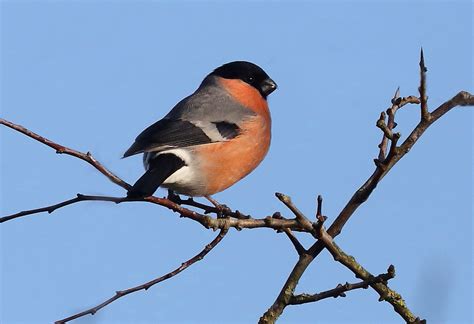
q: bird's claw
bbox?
[167,190,182,204]
[215,204,232,218]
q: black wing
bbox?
[213,121,240,139]
[123,119,212,158]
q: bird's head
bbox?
[211,61,277,99]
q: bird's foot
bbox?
[167,190,183,204]
[205,195,231,218]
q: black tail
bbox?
[127,153,185,198]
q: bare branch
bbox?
[55,228,229,323]
[260,54,473,323]
[316,225,423,323]
[326,90,472,239]
[1,193,312,234]
[259,253,315,324]
[316,195,323,219]
[419,48,430,121]
[275,192,315,235]
[376,111,393,139]
[283,228,306,255]
[429,90,474,121]
[386,132,401,161]
[377,93,420,163]
[377,87,421,161]
[1,195,84,223]
[290,265,395,305]
[0,118,130,190]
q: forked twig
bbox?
[315,221,422,323]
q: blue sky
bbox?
[1,1,472,323]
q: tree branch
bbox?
[317,66,473,244]
[0,118,130,190]
[290,265,395,305]
[260,49,474,322]
[55,228,229,323]
[259,196,424,323]
[0,193,312,234]
[282,228,306,255]
[316,224,424,323]
[377,88,420,161]
[419,48,430,121]
[275,192,318,237]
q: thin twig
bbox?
[0,194,134,223]
[386,132,401,161]
[275,193,315,235]
[1,194,310,233]
[316,225,423,323]
[55,228,229,323]
[0,118,130,190]
[283,228,306,255]
[290,265,395,305]
[377,88,420,162]
[316,195,323,219]
[377,111,393,140]
[419,48,430,121]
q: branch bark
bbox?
[0,193,311,233]
[316,223,424,323]
[0,118,130,190]
[55,228,229,323]
[290,265,395,305]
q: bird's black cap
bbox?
[211,61,277,98]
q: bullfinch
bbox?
[124,61,277,198]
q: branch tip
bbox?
[387,264,396,277]
[393,86,400,100]
[419,47,427,72]
[274,192,289,203]
[418,48,430,120]
[316,195,323,218]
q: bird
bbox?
[123,61,277,199]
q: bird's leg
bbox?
[167,189,182,204]
[204,195,231,218]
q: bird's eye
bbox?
[247,76,254,82]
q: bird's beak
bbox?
[261,78,277,97]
